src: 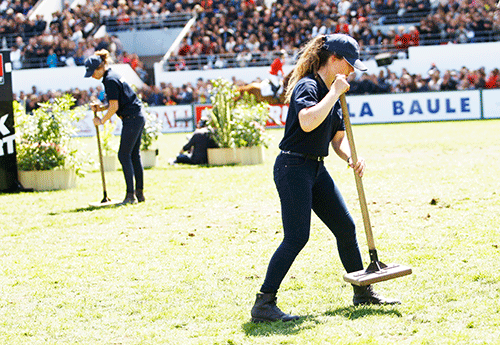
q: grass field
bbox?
[1,120,499,344]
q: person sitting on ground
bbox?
[170,116,218,165]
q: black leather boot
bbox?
[271,82,280,99]
[251,292,300,323]
[352,285,401,306]
[135,189,145,202]
[121,192,137,205]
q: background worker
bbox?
[250,34,400,323]
[171,116,218,165]
[85,49,146,204]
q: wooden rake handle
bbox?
[93,109,108,200]
[339,94,376,251]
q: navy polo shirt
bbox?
[102,69,142,118]
[279,74,345,157]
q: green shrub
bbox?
[208,78,270,149]
[14,94,86,174]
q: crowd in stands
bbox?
[166,0,500,70]
[4,0,500,110]
[1,0,194,71]
[3,0,500,71]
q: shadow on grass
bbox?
[325,306,402,320]
[48,202,125,215]
[242,315,319,337]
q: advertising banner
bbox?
[195,90,481,128]
[0,50,19,192]
[480,89,500,119]
[76,105,195,136]
[346,90,481,124]
[76,90,486,137]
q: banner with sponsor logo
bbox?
[479,89,500,119]
[195,90,481,129]
[0,50,19,192]
[347,90,481,124]
[76,105,195,136]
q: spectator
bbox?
[10,44,22,69]
[135,60,149,83]
[177,37,191,56]
[414,73,430,92]
[474,69,486,89]
[162,85,178,105]
[440,70,458,91]
[428,69,442,91]
[146,85,164,106]
[46,48,58,68]
[394,25,410,51]
[177,84,194,104]
[485,68,499,89]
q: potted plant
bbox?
[206,78,238,165]
[140,108,162,168]
[232,93,270,165]
[100,120,118,172]
[207,77,270,165]
[14,94,86,191]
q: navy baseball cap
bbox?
[323,34,367,71]
[84,55,102,78]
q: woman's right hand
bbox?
[90,103,100,112]
[333,74,350,96]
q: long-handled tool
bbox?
[340,94,412,286]
[89,109,120,207]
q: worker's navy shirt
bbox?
[102,69,142,118]
[279,74,345,157]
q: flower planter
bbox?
[208,147,264,166]
[18,169,77,191]
[207,148,238,166]
[141,149,158,168]
[235,146,264,165]
[102,155,117,172]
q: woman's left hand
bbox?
[93,117,102,126]
[349,156,366,177]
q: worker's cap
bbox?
[84,55,102,78]
[322,34,368,71]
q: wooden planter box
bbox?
[18,169,77,191]
[141,149,158,168]
[207,148,238,166]
[235,146,264,165]
[208,146,264,166]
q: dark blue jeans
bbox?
[260,152,364,293]
[118,113,145,193]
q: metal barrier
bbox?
[103,13,192,32]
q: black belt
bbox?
[281,150,324,161]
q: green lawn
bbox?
[1,120,499,344]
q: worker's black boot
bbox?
[135,189,145,202]
[251,292,300,323]
[121,192,137,205]
[352,285,401,306]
